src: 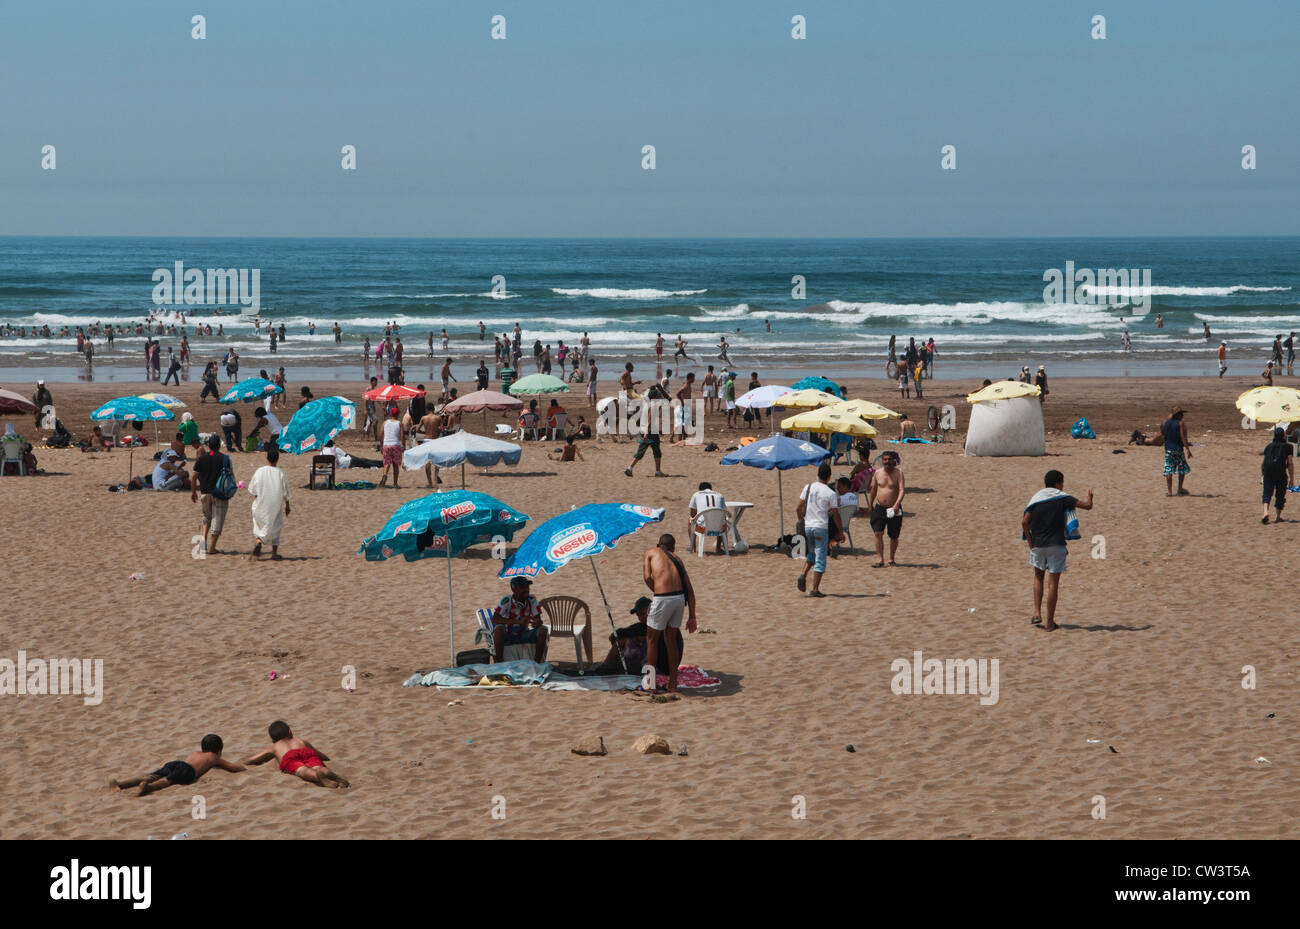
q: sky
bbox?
[0,0,1296,237]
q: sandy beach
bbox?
[1,373,1296,840]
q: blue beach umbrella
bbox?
[220,377,283,405]
[277,396,356,454]
[500,503,666,672]
[90,396,175,484]
[90,396,175,422]
[790,375,845,398]
[721,435,830,543]
[359,491,529,664]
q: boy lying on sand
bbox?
[243,720,350,788]
[110,734,245,796]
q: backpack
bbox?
[212,454,238,500]
[1263,440,1291,477]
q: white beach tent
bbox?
[964,381,1045,457]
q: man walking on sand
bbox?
[1217,341,1228,378]
[796,462,845,597]
[642,534,697,692]
[1022,469,1094,631]
[192,434,233,555]
[248,447,291,560]
[867,450,906,567]
[1260,426,1295,525]
[1147,406,1191,495]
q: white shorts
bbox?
[646,593,686,631]
[1029,545,1068,574]
[704,385,717,398]
[726,401,737,411]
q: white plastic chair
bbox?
[0,435,25,475]
[538,596,592,667]
[691,506,732,557]
[548,411,569,440]
[837,502,858,551]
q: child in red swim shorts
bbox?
[244,720,350,788]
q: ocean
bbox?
[1,236,1296,383]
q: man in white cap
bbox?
[31,380,52,430]
[1034,365,1048,403]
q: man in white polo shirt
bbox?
[796,462,844,597]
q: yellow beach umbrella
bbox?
[825,398,901,420]
[966,380,1041,403]
[1235,386,1300,423]
[780,408,878,436]
[773,388,840,410]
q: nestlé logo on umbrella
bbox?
[549,523,597,561]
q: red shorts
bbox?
[382,444,402,468]
[280,747,324,774]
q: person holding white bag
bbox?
[868,450,907,567]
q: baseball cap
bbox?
[630,596,652,614]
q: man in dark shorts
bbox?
[110,734,244,796]
[867,450,906,566]
[625,385,666,477]
[1260,426,1295,524]
[1021,469,1094,631]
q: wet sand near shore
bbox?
[1,375,1295,839]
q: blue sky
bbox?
[1,0,1296,237]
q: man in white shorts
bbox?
[1021,469,1094,631]
[642,534,697,692]
[702,365,718,413]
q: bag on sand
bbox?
[1070,418,1096,439]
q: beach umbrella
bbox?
[1235,386,1300,424]
[276,396,356,454]
[403,429,522,488]
[965,380,1040,403]
[825,398,901,421]
[0,389,37,414]
[720,435,830,543]
[508,373,570,396]
[220,377,283,405]
[790,376,844,398]
[137,392,187,410]
[443,389,523,434]
[772,388,840,410]
[90,396,175,484]
[359,490,529,664]
[736,385,792,409]
[362,383,425,403]
[499,503,666,672]
[780,408,878,437]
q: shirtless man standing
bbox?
[867,450,906,567]
[674,372,695,442]
[418,407,444,486]
[642,534,698,692]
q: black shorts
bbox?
[1263,473,1288,509]
[634,434,661,460]
[869,504,903,538]
[151,760,197,785]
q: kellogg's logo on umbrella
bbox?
[429,535,449,550]
[441,501,476,523]
[548,523,598,561]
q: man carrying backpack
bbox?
[1260,426,1294,525]
[192,434,235,554]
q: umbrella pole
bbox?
[588,556,627,673]
[461,461,466,489]
[447,556,455,666]
[778,469,786,546]
[128,446,133,487]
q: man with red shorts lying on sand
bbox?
[244,720,350,788]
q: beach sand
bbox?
[1,374,1296,839]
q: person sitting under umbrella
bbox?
[491,577,548,663]
[600,596,683,674]
[321,440,382,469]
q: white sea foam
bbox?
[360,292,520,300]
[1091,284,1291,297]
[551,287,707,299]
